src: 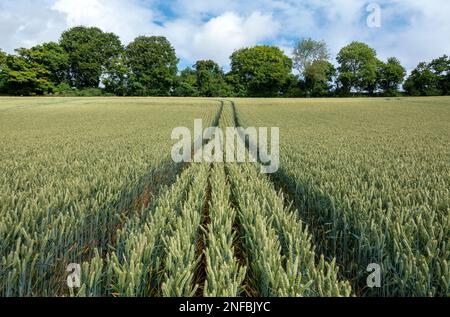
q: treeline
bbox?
[0,26,448,97]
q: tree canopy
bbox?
[60,26,123,89]
[0,50,7,66]
[293,38,329,77]
[173,67,198,97]
[337,42,378,95]
[126,36,178,96]
[377,57,406,96]
[304,60,336,97]
[16,42,69,85]
[194,60,231,97]
[404,56,450,96]
[0,26,447,98]
[229,45,293,97]
[0,54,53,95]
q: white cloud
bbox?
[164,11,280,66]
[51,0,161,43]
[0,0,66,52]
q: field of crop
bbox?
[236,97,450,297]
[0,96,449,297]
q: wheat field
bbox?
[0,97,449,297]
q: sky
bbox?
[0,0,449,72]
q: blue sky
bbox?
[1,0,449,72]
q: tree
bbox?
[60,26,123,89]
[194,60,231,97]
[304,60,336,97]
[404,62,440,96]
[429,55,450,95]
[16,42,69,86]
[0,50,7,92]
[293,38,329,77]
[173,68,198,97]
[337,42,378,95]
[102,55,130,96]
[0,50,6,66]
[126,36,178,96]
[0,55,53,95]
[229,45,293,97]
[377,57,406,96]
[404,55,449,96]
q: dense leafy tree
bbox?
[304,60,336,97]
[16,42,69,85]
[377,57,406,96]
[102,55,130,96]
[404,62,440,96]
[337,42,378,95]
[293,38,329,77]
[194,60,231,97]
[0,50,7,91]
[173,68,198,97]
[429,55,450,95]
[126,36,178,96]
[224,72,246,97]
[0,50,6,67]
[60,26,123,89]
[229,45,293,97]
[281,74,304,97]
[404,56,449,96]
[0,55,53,95]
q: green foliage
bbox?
[405,55,450,96]
[404,62,440,96]
[53,84,113,97]
[17,42,69,85]
[173,68,199,97]
[195,60,232,97]
[376,57,406,96]
[173,62,233,97]
[229,45,293,97]
[60,26,123,89]
[102,55,130,96]
[0,50,6,65]
[1,28,449,97]
[0,55,54,95]
[53,82,74,95]
[126,36,178,96]
[304,60,336,97]
[337,42,378,95]
[0,50,7,92]
[74,88,112,97]
[0,43,71,96]
[429,55,450,95]
[293,38,330,77]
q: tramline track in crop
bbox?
[233,98,450,297]
[76,101,224,297]
[227,100,352,296]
